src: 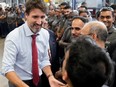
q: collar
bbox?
[24,22,40,36]
[108,25,116,34]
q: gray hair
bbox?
[86,21,108,42]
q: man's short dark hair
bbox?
[65,35,112,87]
[63,5,72,9]
[25,0,47,15]
[81,2,87,6]
[110,4,116,10]
[99,7,114,17]
[71,16,88,24]
[59,2,69,7]
[78,10,89,15]
[78,5,87,10]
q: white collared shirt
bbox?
[1,22,51,80]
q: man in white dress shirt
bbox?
[1,0,65,87]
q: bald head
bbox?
[81,21,108,44]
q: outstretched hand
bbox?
[48,75,65,87]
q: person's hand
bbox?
[55,69,62,79]
[48,75,65,87]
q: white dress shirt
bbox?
[2,22,51,80]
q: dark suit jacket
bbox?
[107,40,116,87]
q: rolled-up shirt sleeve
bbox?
[2,38,18,75]
[40,45,51,69]
[39,29,51,69]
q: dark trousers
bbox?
[8,77,42,87]
[41,73,50,87]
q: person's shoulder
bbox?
[40,28,48,32]
[7,28,18,37]
[107,40,116,52]
[40,28,49,35]
[107,39,116,55]
[111,25,116,32]
[6,24,24,41]
[39,28,50,39]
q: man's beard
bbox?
[30,23,42,33]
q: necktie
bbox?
[32,35,39,86]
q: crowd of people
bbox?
[0,4,25,38]
[1,0,116,87]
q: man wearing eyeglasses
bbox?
[98,7,116,45]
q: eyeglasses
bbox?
[99,7,114,12]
